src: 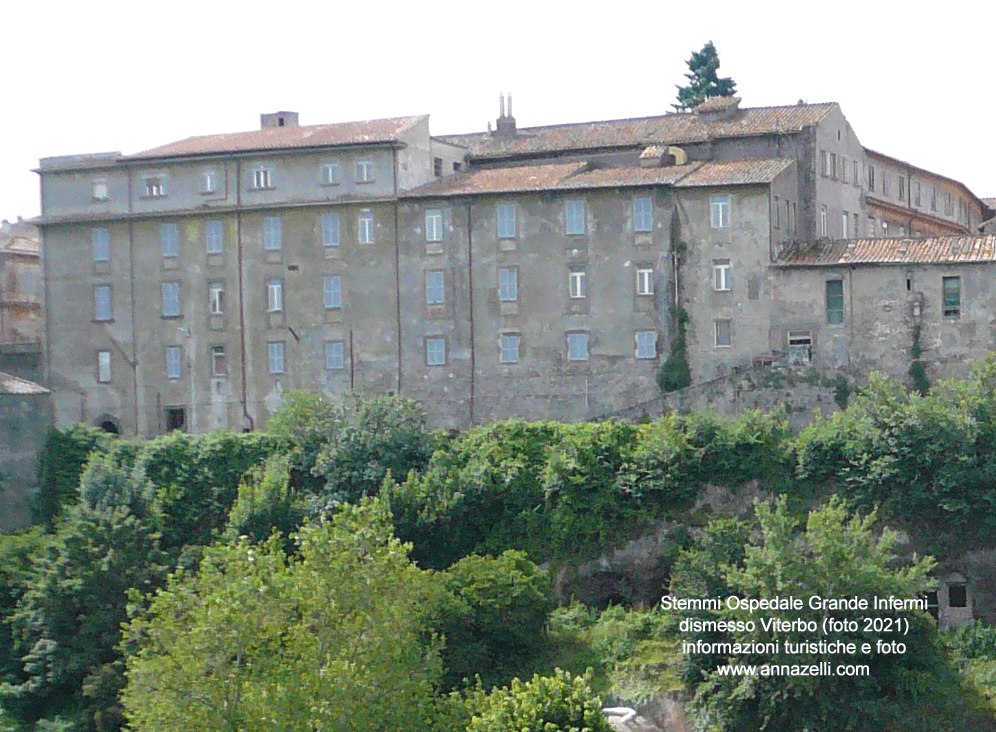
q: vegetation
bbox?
[674,41,738,111]
[910,322,931,395]
[657,307,691,394]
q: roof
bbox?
[777,236,996,266]
[403,158,792,199]
[864,148,985,205]
[125,115,428,161]
[437,103,837,161]
[0,371,48,395]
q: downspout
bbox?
[39,176,51,390]
[235,158,254,430]
[393,146,402,396]
[127,167,139,434]
[467,201,475,425]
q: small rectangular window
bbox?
[773,195,780,229]
[433,157,443,177]
[635,331,656,359]
[826,280,844,324]
[898,176,906,201]
[94,285,112,321]
[161,223,179,258]
[97,350,111,383]
[949,582,968,608]
[201,171,216,193]
[425,270,445,305]
[500,333,520,364]
[358,210,374,244]
[92,228,110,262]
[943,276,961,318]
[567,332,589,361]
[819,206,828,237]
[263,216,282,250]
[209,282,225,315]
[161,281,181,317]
[568,269,586,299]
[326,341,345,370]
[881,171,889,196]
[841,211,849,239]
[323,275,342,309]
[830,153,837,179]
[715,319,732,348]
[211,345,227,377]
[268,342,285,374]
[637,267,654,296]
[945,192,953,216]
[931,186,937,211]
[166,345,182,380]
[322,163,339,185]
[355,161,373,183]
[322,213,341,247]
[867,165,875,191]
[711,195,731,228]
[425,209,443,242]
[713,260,732,292]
[145,176,165,197]
[252,167,272,189]
[92,179,109,200]
[497,203,516,239]
[821,151,830,176]
[788,330,812,364]
[915,182,922,206]
[633,196,653,232]
[205,220,224,254]
[426,337,446,366]
[498,267,518,301]
[267,279,283,312]
[565,199,585,235]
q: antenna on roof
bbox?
[499,93,505,119]
[507,93,512,118]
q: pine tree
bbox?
[674,41,737,111]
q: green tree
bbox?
[674,41,737,111]
[121,499,446,732]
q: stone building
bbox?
[0,219,42,381]
[0,370,51,531]
[32,99,991,434]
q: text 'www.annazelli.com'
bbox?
[716,662,870,677]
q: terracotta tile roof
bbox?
[125,115,428,161]
[403,158,791,198]
[777,236,996,266]
[693,96,742,113]
[0,371,48,395]
[674,159,794,187]
[864,148,985,204]
[437,103,837,161]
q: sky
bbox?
[3,0,993,223]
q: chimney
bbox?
[495,92,516,137]
[261,111,300,129]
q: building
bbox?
[0,219,42,381]
[0,370,51,531]
[34,98,991,434]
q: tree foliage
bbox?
[674,41,737,111]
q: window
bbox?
[635,331,656,359]
[453,162,462,173]
[773,195,780,229]
[92,179,109,200]
[211,345,227,377]
[268,342,285,374]
[713,260,732,291]
[567,332,589,361]
[568,269,586,299]
[164,407,186,432]
[882,221,889,237]
[263,216,282,250]
[841,156,848,182]
[949,582,968,608]
[209,282,225,315]
[710,195,731,228]
[425,270,444,305]
[92,228,110,262]
[830,153,837,179]
[819,206,828,236]
[94,285,112,321]
[322,163,339,185]
[358,210,374,244]
[842,211,849,239]
[821,151,830,176]
[97,350,111,383]
[853,160,860,186]
[497,203,516,238]
[355,161,373,182]
[788,330,812,364]
[322,213,340,247]
[565,199,585,235]
[251,167,272,189]
[945,192,953,216]
[637,267,654,296]
[433,157,443,177]
[201,170,216,193]
[205,220,224,254]
[498,267,517,301]
[633,196,653,232]
[715,319,732,347]
[881,171,888,196]
[161,223,179,258]
[943,276,961,318]
[325,341,345,370]
[166,345,182,380]
[931,186,937,211]
[145,176,165,197]
[161,281,181,317]
[915,182,922,206]
[826,280,844,324]
[898,176,906,200]
[267,279,283,312]
[426,337,446,366]
[499,333,520,364]
[853,213,859,237]
[425,209,443,242]
[323,275,342,309]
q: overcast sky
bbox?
[3,0,992,224]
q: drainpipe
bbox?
[467,201,475,425]
[235,158,254,430]
[393,155,402,396]
[127,168,139,434]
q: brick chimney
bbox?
[495,93,516,136]
[261,111,300,129]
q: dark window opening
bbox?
[433,157,443,177]
[949,583,967,608]
[165,407,186,432]
[278,117,285,127]
[99,420,119,435]
[906,278,912,291]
